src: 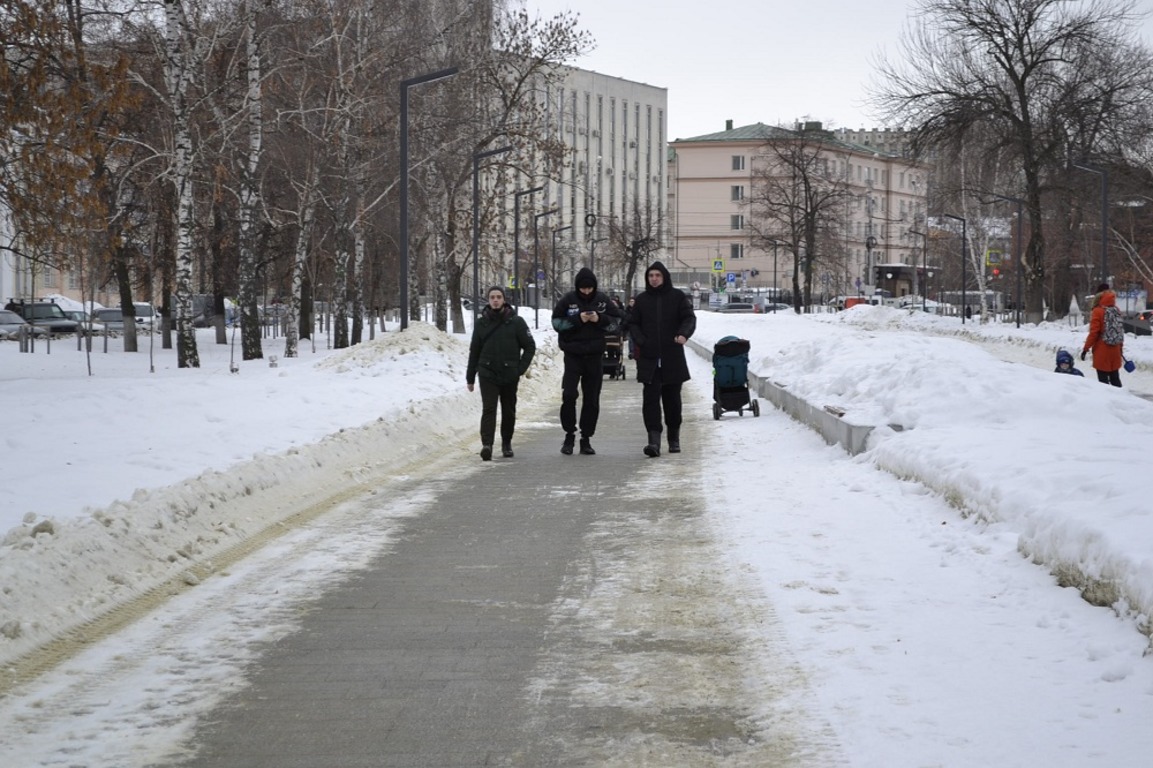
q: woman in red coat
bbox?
[1081,284,1124,387]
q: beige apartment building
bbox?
[668,121,928,300]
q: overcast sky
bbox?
[526,0,1153,141]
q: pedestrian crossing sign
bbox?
[712,259,725,273]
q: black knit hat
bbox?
[1096,283,1111,293]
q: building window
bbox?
[730,214,744,230]
[730,243,744,260]
[731,155,745,171]
[730,185,744,201]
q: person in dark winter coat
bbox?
[1054,349,1084,376]
[628,261,696,457]
[467,287,536,460]
[550,267,622,455]
[1081,283,1124,387]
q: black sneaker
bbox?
[579,438,596,455]
[480,445,493,461]
[561,434,575,455]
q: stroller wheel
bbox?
[751,400,761,417]
[713,403,722,421]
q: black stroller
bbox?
[602,331,627,380]
[712,336,760,419]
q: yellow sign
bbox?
[986,249,1003,266]
[712,259,725,273]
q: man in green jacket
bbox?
[467,287,536,460]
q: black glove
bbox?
[1080,350,1087,361]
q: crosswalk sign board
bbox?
[712,259,725,273]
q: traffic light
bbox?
[991,268,1000,278]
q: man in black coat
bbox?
[551,267,622,455]
[628,261,696,457]
[467,287,536,460]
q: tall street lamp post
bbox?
[767,238,783,311]
[908,226,927,312]
[532,208,559,328]
[590,237,608,273]
[551,225,572,304]
[989,193,1025,328]
[399,67,458,331]
[943,213,967,324]
[471,144,512,318]
[513,186,544,307]
[1073,162,1109,287]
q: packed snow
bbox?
[1,301,1152,766]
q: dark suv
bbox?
[4,300,81,335]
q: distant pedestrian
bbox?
[466,287,536,460]
[1054,349,1084,376]
[551,267,622,455]
[1081,283,1124,387]
[623,296,638,360]
[628,261,697,457]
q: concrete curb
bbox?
[688,338,874,456]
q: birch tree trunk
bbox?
[164,0,199,368]
[237,0,264,360]
[283,161,320,359]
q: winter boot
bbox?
[561,433,576,455]
[480,444,493,461]
[501,441,514,458]
[668,428,681,454]
[579,437,596,455]
[643,431,661,458]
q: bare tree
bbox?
[873,0,1153,322]
[745,125,852,311]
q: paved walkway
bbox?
[172,379,818,767]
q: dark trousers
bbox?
[560,352,604,437]
[479,377,519,446]
[641,368,683,434]
[1096,369,1122,387]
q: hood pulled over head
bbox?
[644,261,672,294]
[574,267,598,292]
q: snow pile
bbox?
[0,323,560,670]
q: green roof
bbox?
[671,121,909,159]
[673,122,795,143]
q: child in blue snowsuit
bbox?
[1055,349,1084,376]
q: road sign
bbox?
[712,259,725,273]
[726,272,737,283]
[986,249,1003,266]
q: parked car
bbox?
[133,302,157,330]
[64,309,91,325]
[716,302,756,313]
[92,307,128,333]
[0,309,50,340]
[762,303,792,313]
[4,301,81,335]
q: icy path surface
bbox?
[0,334,1150,766]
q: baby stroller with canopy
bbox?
[712,336,760,419]
[602,331,626,380]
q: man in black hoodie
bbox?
[551,267,622,455]
[628,261,696,456]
